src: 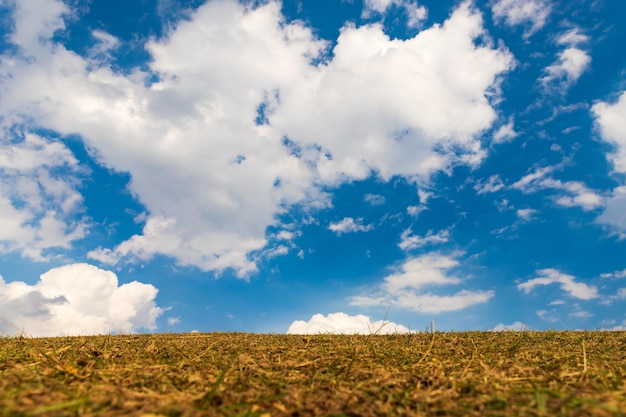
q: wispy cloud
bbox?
[518,268,598,300]
[362,0,428,28]
[474,175,505,195]
[398,228,450,251]
[364,193,386,206]
[541,28,591,91]
[350,253,494,314]
[491,0,552,38]
[511,166,603,211]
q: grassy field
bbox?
[0,331,624,416]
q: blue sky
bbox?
[1,0,625,336]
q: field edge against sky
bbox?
[0,0,625,336]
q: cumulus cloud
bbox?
[541,28,591,91]
[398,228,450,251]
[511,166,603,211]
[350,253,494,313]
[287,312,414,334]
[493,321,529,331]
[0,0,513,276]
[328,217,374,235]
[593,91,626,236]
[491,0,551,38]
[0,132,86,261]
[0,263,163,336]
[517,268,598,300]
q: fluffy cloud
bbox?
[0,0,513,276]
[492,321,529,331]
[593,94,626,236]
[328,217,374,235]
[0,263,163,336]
[490,0,551,37]
[350,253,494,313]
[287,312,414,334]
[0,132,86,261]
[517,268,598,300]
[593,92,626,173]
[541,28,591,91]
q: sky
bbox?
[0,0,625,336]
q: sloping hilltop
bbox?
[1,331,624,416]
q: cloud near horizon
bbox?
[287,312,415,334]
[0,263,163,336]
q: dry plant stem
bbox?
[1,331,624,417]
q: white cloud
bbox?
[600,268,626,279]
[610,321,626,331]
[407,205,427,217]
[350,253,494,313]
[541,28,591,91]
[491,0,551,38]
[398,228,450,251]
[570,310,593,318]
[167,316,181,326]
[517,268,598,300]
[328,217,374,235]
[593,91,626,238]
[0,132,86,261]
[362,0,428,28]
[406,189,433,216]
[0,0,513,276]
[474,174,505,194]
[597,186,626,239]
[492,321,529,331]
[0,263,163,336]
[516,208,538,221]
[273,1,513,183]
[593,92,626,173]
[492,118,519,143]
[287,312,414,334]
[511,166,603,211]
[364,193,386,205]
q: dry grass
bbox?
[1,331,624,416]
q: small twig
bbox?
[582,340,587,373]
